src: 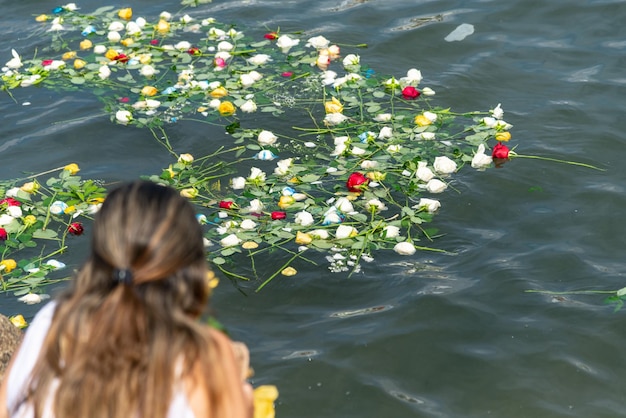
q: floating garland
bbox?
[1,3,523,294]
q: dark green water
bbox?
[2,0,626,417]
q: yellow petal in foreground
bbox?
[23,215,37,227]
[121,38,134,47]
[9,315,27,329]
[253,385,279,418]
[35,14,49,22]
[295,231,312,245]
[63,163,80,175]
[210,86,228,98]
[118,7,132,20]
[180,188,198,198]
[105,49,119,60]
[281,267,297,276]
[495,131,511,142]
[20,181,39,194]
[141,86,158,96]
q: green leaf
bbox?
[32,229,58,239]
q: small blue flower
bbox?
[52,6,64,14]
[162,86,177,95]
[281,186,296,196]
[196,214,208,225]
[254,150,277,161]
[358,131,376,143]
[81,25,96,36]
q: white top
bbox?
[6,301,195,418]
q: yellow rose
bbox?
[35,14,49,22]
[9,315,27,329]
[138,54,152,64]
[73,59,86,70]
[295,231,312,245]
[366,171,386,182]
[165,165,177,178]
[0,259,17,273]
[64,205,76,215]
[141,86,158,96]
[118,8,132,20]
[79,39,92,50]
[280,267,297,277]
[324,97,343,114]
[197,106,208,113]
[278,195,295,209]
[156,19,170,35]
[495,131,511,142]
[180,188,198,199]
[62,51,77,60]
[63,163,80,175]
[218,101,235,116]
[210,86,228,98]
[105,49,119,60]
[88,197,105,204]
[414,114,432,127]
[121,38,134,47]
[20,181,39,194]
[23,215,37,227]
[242,241,259,250]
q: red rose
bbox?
[187,47,201,56]
[219,200,235,209]
[150,39,159,45]
[401,86,420,100]
[492,142,510,159]
[281,72,293,77]
[68,222,84,236]
[114,54,129,63]
[271,211,286,220]
[0,198,21,207]
[264,32,278,40]
[42,59,54,66]
[0,227,7,241]
[346,172,369,193]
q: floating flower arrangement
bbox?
[1,3,597,296]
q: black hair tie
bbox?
[113,268,133,285]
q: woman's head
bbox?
[76,180,209,316]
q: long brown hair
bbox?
[20,181,231,418]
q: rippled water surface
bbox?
[2,0,626,417]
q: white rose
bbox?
[217,41,233,51]
[7,206,22,218]
[293,193,307,201]
[360,160,378,170]
[240,100,257,113]
[93,45,107,54]
[420,132,436,140]
[240,73,256,87]
[107,31,121,42]
[108,21,125,31]
[433,156,457,174]
[415,198,441,213]
[387,144,402,153]
[425,179,447,193]
[471,144,493,169]
[383,225,400,238]
[310,229,330,239]
[274,158,293,176]
[135,17,147,28]
[394,241,416,255]
[247,54,271,65]
[115,110,132,125]
[307,35,330,49]
[0,214,14,226]
[276,35,300,53]
[248,167,266,182]
[248,199,264,213]
[139,65,156,77]
[209,99,221,109]
[159,11,172,20]
[423,111,438,122]
[126,22,141,35]
[324,113,348,125]
[249,70,262,81]
[145,100,160,109]
[5,49,22,69]
[240,219,257,230]
[351,146,367,156]
[258,130,277,146]
[175,41,191,50]
[336,225,357,239]
[220,234,242,247]
[421,87,436,96]
[482,117,497,127]
[18,293,50,305]
[406,68,422,84]
[366,199,387,212]
[231,176,246,190]
[378,127,393,139]
[492,103,504,119]
[342,54,360,69]
[295,211,315,227]
[180,14,193,24]
[374,113,392,122]
[98,65,111,80]
[416,161,434,182]
[334,197,354,213]
[63,3,78,11]
[208,27,226,38]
